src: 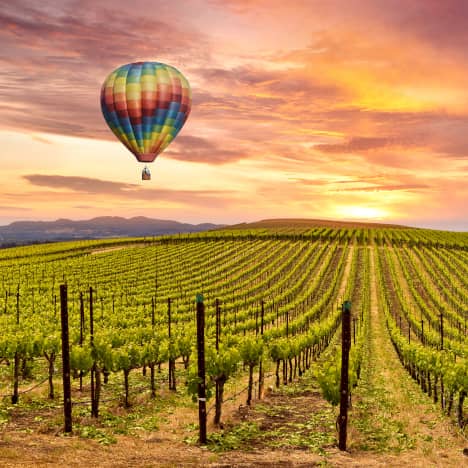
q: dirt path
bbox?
[90,244,145,255]
[339,247,467,465]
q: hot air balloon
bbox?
[100,62,191,180]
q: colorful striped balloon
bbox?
[100,61,191,163]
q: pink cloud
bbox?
[166,135,249,164]
[0,0,210,140]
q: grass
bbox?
[351,364,416,453]
[75,424,117,445]
[349,279,416,453]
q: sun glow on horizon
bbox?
[336,205,389,220]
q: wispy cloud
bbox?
[73,205,94,209]
[167,135,248,164]
[315,137,397,153]
[23,175,138,194]
[334,183,430,192]
[0,206,32,211]
[22,174,236,206]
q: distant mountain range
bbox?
[0,216,224,245]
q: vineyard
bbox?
[0,223,466,466]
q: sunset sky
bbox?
[0,0,467,230]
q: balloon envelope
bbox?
[101,62,191,163]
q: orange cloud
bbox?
[22,174,236,206]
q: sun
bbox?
[336,205,388,220]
